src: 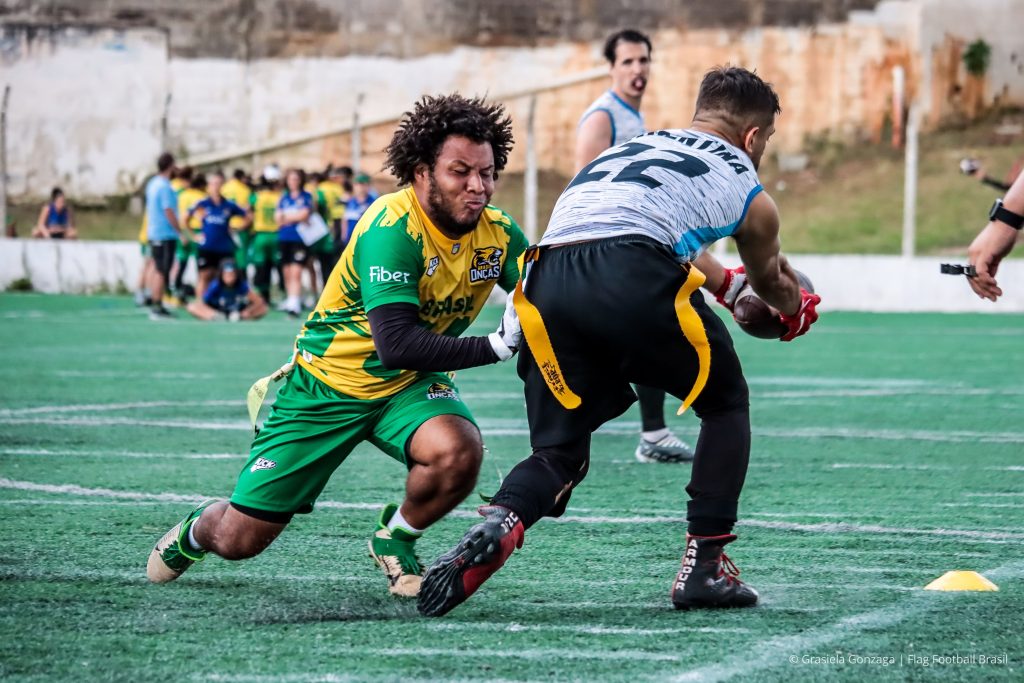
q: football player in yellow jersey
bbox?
[318,169,346,272]
[250,168,283,303]
[147,94,528,599]
[172,169,207,300]
[222,169,254,276]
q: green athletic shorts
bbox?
[175,231,202,261]
[249,232,279,268]
[230,364,477,517]
[234,230,252,270]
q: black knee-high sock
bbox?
[636,384,667,432]
[490,436,591,529]
[685,404,751,536]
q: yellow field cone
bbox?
[924,571,999,592]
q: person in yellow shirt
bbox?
[222,169,255,278]
[249,167,283,303]
[172,169,207,300]
[146,94,526,602]
[318,168,346,273]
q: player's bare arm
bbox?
[575,112,614,173]
[967,170,1024,301]
[732,191,800,316]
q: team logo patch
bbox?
[250,457,277,473]
[426,256,439,277]
[469,246,503,283]
[451,243,461,255]
[426,382,459,401]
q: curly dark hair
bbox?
[384,94,514,186]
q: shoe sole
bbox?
[146,521,188,583]
[634,447,694,464]
[417,525,503,617]
[367,539,421,598]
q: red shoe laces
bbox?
[719,552,742,583]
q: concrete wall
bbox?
[0,24,169,199]
[3,239,1023,313]
[2,0,1023,199]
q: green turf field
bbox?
[1,293,1022,682]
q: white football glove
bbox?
[487,291,522,361]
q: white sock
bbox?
[387,507,424,537]
[642,427,670,443]
[286,295,301,310]
[186,521,204,552]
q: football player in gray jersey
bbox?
[420,67,821,617]
[577,29,696,465]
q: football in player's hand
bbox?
[733,270,815,340]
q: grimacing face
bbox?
[416,135,495,238]
[610,40,651,100]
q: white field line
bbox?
[942,502,1024,509]
[833,463,1024,471]
[425,622,749,636]
[2,479,1021,544]
[4,411,1023,444]
[199,676,502,683]
[740,518,1024,541]
[0,400,238,416]
[53,370,219,380]
[1,447,240,460]
[962,492,1024,498]
[667,559,1024,683]
[378,646,683,662]
[0,565,920,593]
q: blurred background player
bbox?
[343,173,379,252]
[305,171,337,303]
[184,171,252,298]
[324,166,350,259]
[419,67,821,617]
[222,169,255,279]
[135,204,155,306]
[576,29,694,463]
[186,260,267,321]
[275,167,315,317]
[31,187,77,239]
[171,168,207,303]
[967,163,1024,301]
[250,166,283,304]
[144,152,191,320]
[146,93,526,601]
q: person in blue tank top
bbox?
[186,259,268,321]
[185,171,251,298]
[275,168,315,317]
[32,187,77,239]
[576,29,696,464]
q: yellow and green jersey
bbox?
[295,187,528,400]
[318,180,346,220]
[253,189,282,233]
[138,213,148,244]
[171,178,187,193]
[222,179,253,229]
[178,188,207,231]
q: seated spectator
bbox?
[187,260,267,321]
[32,188,77,239]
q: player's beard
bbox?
[426,169,483,237]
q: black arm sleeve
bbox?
[982,176,1013,192]
[368,302,499,371]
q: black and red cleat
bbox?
[671,533,758,609]
[417,506,525,617]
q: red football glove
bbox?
[713,266,747,312]
[779,289,821,342]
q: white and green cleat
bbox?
[368,503,423,598]
[146,499,214,584]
